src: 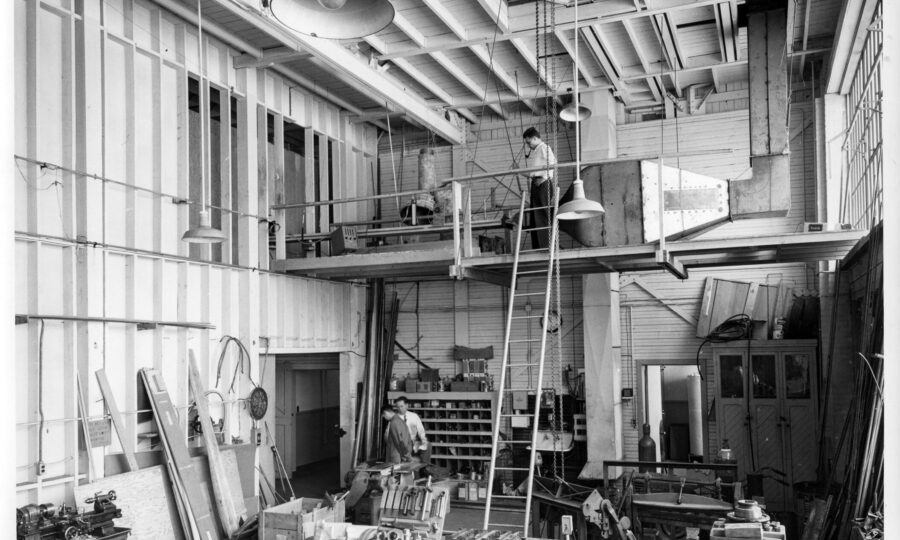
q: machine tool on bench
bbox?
[16,490,130,540]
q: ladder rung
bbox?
[487,523,526,528]
[500,387,537,391]
[514,292,545,297]
[490,495,527,500]
[510,315,543,319]
[523,205,553,212]
[516,269,546,275]
[521,226,551,232]
[507,339,542,343]
[500,440,535,444]
[492,467,531,472]
[506,363,540,368]
[519,248,550,253]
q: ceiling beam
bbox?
[430,51,506,117]
[581,25,631,103]
[622,19,663,102]
[233,46,309,69]
[377,0,728,60]
[432,82,613,109]
[621,58,747,82]
[714,1,738,62]
[208,0,463,144]
[392,10,427,48]
[554,28,597,88]
[509,37,554,89]
[469,43,537,111]
[475,0,509,34]
[422,0,468,40]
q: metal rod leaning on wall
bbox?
[270,148,736,211]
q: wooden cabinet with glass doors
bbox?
[712,339,817,512]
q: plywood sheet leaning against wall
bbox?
[73,465,182,540]
[696,277,760,338]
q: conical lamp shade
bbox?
[268,0,395,40]
[558,179,604,220]
[182,209,227,243]
[559,103,592,122]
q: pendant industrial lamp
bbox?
[182,0,226,244]
[558,0,605,220]
[266,0,395,40]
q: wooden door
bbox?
[275,361,296,477]
[749,352,787,510]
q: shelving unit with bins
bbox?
[386,391,498,474]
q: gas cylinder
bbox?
[638,423,657,472]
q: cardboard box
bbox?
[261,497,346,540]
[405,379,419,393]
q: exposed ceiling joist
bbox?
[233,46,308,69]
[422,0,468,40]
[430,51,506,117]
[622,58,747,83]
[622,18,663,102]
[475,0,510,33]
[714,1,739,62]
[209,0,463,144]
[509,37,554,89]
[581,25,631,103]
[554,28,597,88]
[469,43,537,111]
[377,0,728,60]
[392,11,428,48]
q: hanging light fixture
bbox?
[266,0,395,40]
[559,96,592,122]
[183,0,226,244]
[558,0,605,220]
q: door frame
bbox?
[274,354,340,478]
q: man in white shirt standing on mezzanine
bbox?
[522,127,557,250]
[393,395,430,465]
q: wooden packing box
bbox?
[260,497,346,540]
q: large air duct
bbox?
[731,3,791,218]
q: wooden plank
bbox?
[188,351,242,536]
[319,132,330,254]
[76,373,97,482]
[624,276,698,326]
[140,367,221,540]
[274,112,286,260]
[257,104,270,268]
[96,368,139,472]
[74,465,182,540]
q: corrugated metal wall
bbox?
[14,0,369,505]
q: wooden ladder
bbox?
[482,185,560,535]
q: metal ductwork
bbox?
[730,2,791,219]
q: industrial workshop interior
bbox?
[9,0,897,539]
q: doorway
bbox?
[275,354,343,497]
[642,363,705,462]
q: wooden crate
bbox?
[260,497,346,540]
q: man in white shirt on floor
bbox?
[393,395,430,464]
